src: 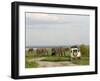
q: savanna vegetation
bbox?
[25,45,89,68]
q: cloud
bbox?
[26,13,60,22]
[25,13,90,47]
[26,25,89,47]
[26,12,89,29]
[26,13,72,26]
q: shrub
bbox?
[79,44,89,57]
[25,60,38,68]
[41,56,70,62]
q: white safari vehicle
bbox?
[70,46,81,60]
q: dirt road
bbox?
[28,57,76,67]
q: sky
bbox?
[25,12,90,47]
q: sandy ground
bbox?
[28,57,76,67]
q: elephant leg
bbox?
[46,51,48,56]
[60,53,61,56]
[63,52,65,56]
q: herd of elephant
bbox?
[27,48,70,56]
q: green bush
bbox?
[41,56,70,62]
[72,56,89,65]
[79,44,89,56]
[25,60,38,68]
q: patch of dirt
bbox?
[28,57,76,67]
